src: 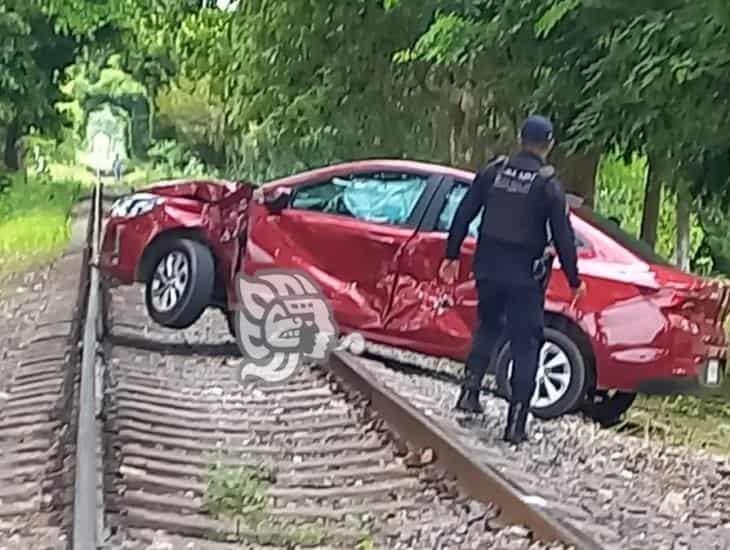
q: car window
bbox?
[290,172,429,226]
[437,181,588,249]
[576,206,671,266]
[436,184,481,237]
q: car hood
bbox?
[138,179,251,203]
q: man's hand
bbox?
[569,280,587,309]
[439,259,460,285]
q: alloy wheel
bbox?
[506,340,572,409]
[150,251,190,313]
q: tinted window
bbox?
[576,207,671,266]
[290,172,429,226]
[437,184,481,237]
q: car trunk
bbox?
[648,264,730,332]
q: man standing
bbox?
[439,115,585,445]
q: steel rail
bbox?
[72,179,103,550]
[322,350,604,550]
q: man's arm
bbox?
[444,165,495,260]
[545,179,581,289]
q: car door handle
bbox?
[369,234,396,245]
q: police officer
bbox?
[439,115,586,445]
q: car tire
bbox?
[494,327,588,420]
[144,238,215,329]
[582,390,637,428]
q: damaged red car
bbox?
[99,160,730,423]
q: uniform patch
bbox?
[493,166,537,194]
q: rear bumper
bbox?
[634,356,727,396]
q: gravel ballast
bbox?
[358,343,730,550]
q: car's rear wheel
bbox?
[582,390,637,428]
[494,327,588,419]
[144,238,215,329]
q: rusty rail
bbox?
[322,351,604,550]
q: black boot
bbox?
[455,386,484,414]
[502,401,529,444]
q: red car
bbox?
[100,160,730,423]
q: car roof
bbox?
[262,157,586,210]
[262,159,476,188]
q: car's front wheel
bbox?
[494,327,589,419]
[144,238,215,329]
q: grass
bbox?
[622,393,730,454]
[204,462,373,547]
[0,158,168,282]
[49,161,162,189]
[619,316,730,454]
[0,172,82,279]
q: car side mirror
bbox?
[254,187,291,213]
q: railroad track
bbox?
[0,184,611,549]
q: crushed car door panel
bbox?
[386,179,480,360]
[390,178,595,361]
[243,171,438,332]
[202,184,254,305]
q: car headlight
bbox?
[109,193,165,219]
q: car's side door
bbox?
[385,177,481,361]
[390,177,593,362]
[242,169,441,333]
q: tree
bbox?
[213,1,438,179]
[0,2,75,170]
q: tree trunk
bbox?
[148,96,155,148]
[550,148,600,208]
[675,179,691,271]
[3,119,19,171]
[448,93,464,167]
[640,155,664,249]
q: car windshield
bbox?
[576,207,672,267]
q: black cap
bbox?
[520,115,554,145]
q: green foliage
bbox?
[697,203,730,275]
[205,463,274,524]
[534,0,582,38]
[156,76,226,166]
[0,1,75,151]
[204,461,358,547]
[595,154,705,264]
[219,1,437,179]
[0,173,81,274]
[147,140,209,179]
[56,55,150,160]
[624,392,730,454]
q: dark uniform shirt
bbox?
[445,150,581,289]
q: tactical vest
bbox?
[481,157,553,250]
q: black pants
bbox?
[464,277,545,404]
